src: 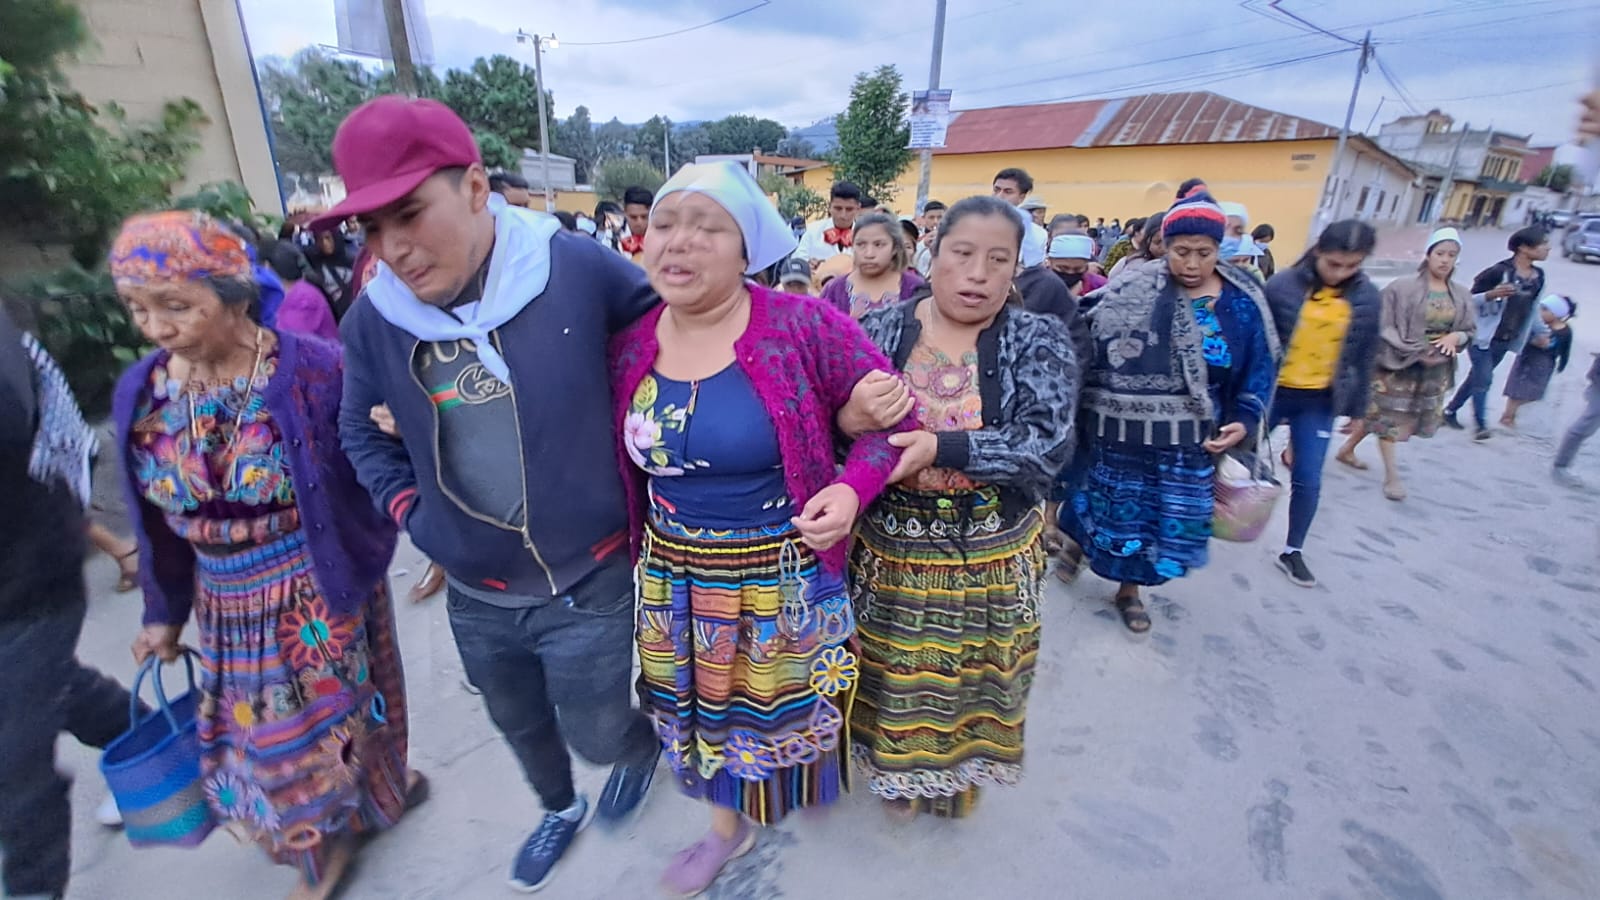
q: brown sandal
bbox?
[1115,594,1152,634]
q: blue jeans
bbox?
[445,562,657,813]
[1447,339,1514,429]
[1270,389,1336,551]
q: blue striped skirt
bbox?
[1059,440,1215,586]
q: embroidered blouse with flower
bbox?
[130,335,296,540]
[610,283,915,576]
[625,365,791,529]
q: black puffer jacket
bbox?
[1263,260,1383,418]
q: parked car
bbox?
[1563,218,1600,263]
[1549,210,1577,228]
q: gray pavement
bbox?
[51,230,1600,899]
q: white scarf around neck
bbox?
[365,193,562,382]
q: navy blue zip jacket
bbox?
[339,231,656,596]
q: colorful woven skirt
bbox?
[1060,440,1214,587]
[1364,362,1454,441]
[848,486,1045,819]
[191,525,408,884]
[637,509,857,825]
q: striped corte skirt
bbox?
[848,486,1044,819]
[189,522,408,884]
[637,508,857,825]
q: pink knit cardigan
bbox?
[609,284,912,575]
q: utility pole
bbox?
[1313,30,1371,243]
[664,124,671,174]
[914,0,947,216]
[381,0,419,96]
[517,30,558,211]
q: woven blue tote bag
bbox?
[99,651,217,848]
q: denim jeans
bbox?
[1270,388,1336,551]
[1447,339,1514,429]
[445,561,657,813]
[0,591,138,898]
[1554,380,1600,469]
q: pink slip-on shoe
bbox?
[659,819,758,898]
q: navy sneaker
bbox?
[509,795,589,893]
[1441,409,1464,430]
[594,741,661,830]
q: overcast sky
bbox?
[239,0,1598,147]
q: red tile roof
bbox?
[935,91,1339,155]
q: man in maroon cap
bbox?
[326,96,661,893]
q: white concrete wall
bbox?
[63,0,281,214]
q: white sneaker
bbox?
[95,794,124,828]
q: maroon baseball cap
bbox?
[310,96,481,229]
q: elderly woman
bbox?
[819,211,926,318]
[1336,228,1474,500]
[1058,192,1280,633]
[110,212,419,900]
[844,195,1078,819]
[609,162,908,896]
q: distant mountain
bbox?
[791,117,838,154]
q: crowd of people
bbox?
[3,90,1596,900]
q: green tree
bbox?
[1,0,206,265]
[1537,164,1575,193]
[595,157,664,202]
[829,65,914,204]
[258,49,377,175]
[473,129,519,171]
[552,105,597,182]
[438,54,551,152]
[636,115,673,171]
[756,174,824,221]
[594,118,639,167]
[705,114,788,156]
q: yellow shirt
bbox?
[1278,286,1352,390]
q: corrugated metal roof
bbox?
[935,91,1339,155]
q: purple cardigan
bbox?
[819,269,926,317]
[609,284,914,576]
[113,330,397,626]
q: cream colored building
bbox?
[2,0,280,274]
[64,0,280,212]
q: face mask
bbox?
[1057,270,1084,289]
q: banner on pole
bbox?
[908,90,953,149]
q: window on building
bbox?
[1376,190,1386,216]
[1357,186,1370,213]
[1391,194,1400,215]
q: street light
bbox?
[515,29,558,211]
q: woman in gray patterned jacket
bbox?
[841,196,1078,818]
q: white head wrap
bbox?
[1540,294,1574,319]
[1048,234,1095,260]
[653,161,798,274]
[1219,201,1249,226]
[1426,227,1462,253]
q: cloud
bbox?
[235,0,1594,144]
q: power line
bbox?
[558,1,771,47]
[1404,77,1587,105]
[1371,52,1421,116]
[1260,0,1365,47]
